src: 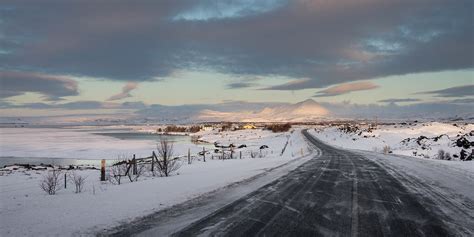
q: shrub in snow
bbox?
[383,145,391,155]
[460,149,467,161]
[109,158,146,184]
[40,168,62,195]
[154,139,182,177]
[467,150,474,161]
[444,152,452,161]
[437,149,445,160]
[69,171,86,193]
[108,162,127,185]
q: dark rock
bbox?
[460,149,467,161]
[456,137,471,149]
[416,136,428,145]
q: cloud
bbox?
[418,85,474,97]
[107,82,138,101]
[0,71,78,100]
[378,98,421,103]
[1,0,471,87]
[449,98,474,104]
[1,100,147,110]
[262,78,311,91]
[226,82,257,89]
[321,100,474,119]
[313,81,379,97]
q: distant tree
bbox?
[187,126,201,133]
[265,123,292,133]
[164,125,187,133]
[221,122,233,132]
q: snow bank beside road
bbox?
[357,150,474,233]
[309,122,473,160]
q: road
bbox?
[108,129,465,236]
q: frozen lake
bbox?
[0,126,195,167]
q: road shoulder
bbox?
[354,150,474,235]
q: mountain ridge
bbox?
[197,99,329,122]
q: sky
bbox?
[0,0,473,120]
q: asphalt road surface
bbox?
[108,129,465,236]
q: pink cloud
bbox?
[107,82,138,101]
[314,81,379,97]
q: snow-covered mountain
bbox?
[197,99,329,122]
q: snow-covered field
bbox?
[0,127,311,236]
[309,122,473,160]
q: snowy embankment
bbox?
[356,151,474,232]
[309,122,473,160]
[0,128,311,236]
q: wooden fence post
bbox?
[132,154,137,175]
[203,147,206,162]
[64,173,67,189]
[188,148,191,164]
[151,151,155,172]
[100,159,106,181]
[240,150,242,159]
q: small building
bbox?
[242,124,256,129]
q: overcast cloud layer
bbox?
[0,0,472,121]
[1,0,472,90]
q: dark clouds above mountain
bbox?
[1,0,472,89]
